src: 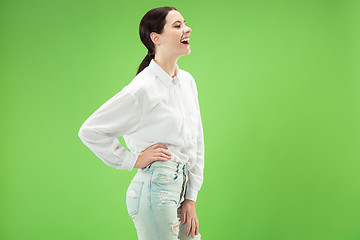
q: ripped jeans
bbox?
[126,160,201,240]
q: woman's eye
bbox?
[175,25,181,28]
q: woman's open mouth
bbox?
[180,37,190,45]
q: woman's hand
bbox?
[133,143,172,169]
[181,199,199,238]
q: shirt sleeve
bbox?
[185,75,205,202]
[78,87,141,171]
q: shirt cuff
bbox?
[118,151,139,171]
[185,187,198,203]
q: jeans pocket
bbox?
[151,171,179,185]
[126,181,144,218]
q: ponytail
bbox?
[136,51,155,75]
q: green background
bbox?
[1,0,360,239]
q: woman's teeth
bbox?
[180,38,190,45]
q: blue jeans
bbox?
[126,160,202,240]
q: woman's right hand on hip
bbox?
[133,143,172,169]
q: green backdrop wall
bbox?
[1,0,360,239]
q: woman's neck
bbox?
[154,55,179,78]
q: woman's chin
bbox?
[182,49,191,56]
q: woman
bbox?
[78,6,204,240]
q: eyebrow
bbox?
[172,20,186,25]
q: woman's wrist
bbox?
[184,199,195,204]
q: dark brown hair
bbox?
[136,6,178,75]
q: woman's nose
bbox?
[185,26,192,33]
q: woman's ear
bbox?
[150,32,160,45]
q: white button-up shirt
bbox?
[78,59,204,202]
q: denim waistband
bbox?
[139,160,187,175]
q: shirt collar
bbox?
[148,59,180,87]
